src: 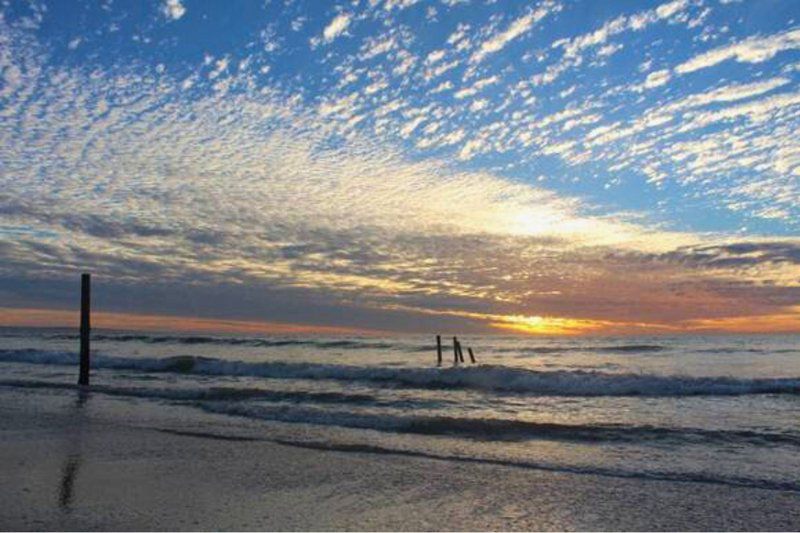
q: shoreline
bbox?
[2,386,800,531]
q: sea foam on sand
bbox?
[2,385,800,531]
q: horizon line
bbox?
[1,306,799,337]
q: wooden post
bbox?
[436,335,442,366]
[78,273,91,386]
[456,340,465,363]
[453,336,459,365]
[468,347,476,364]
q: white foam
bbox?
[2,349,800,396]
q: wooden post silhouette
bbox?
[456,340,465,363]
[468,347,476,364]
[436,335,442,366]
[453,336,459,365]
[78,273,91,386]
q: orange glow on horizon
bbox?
[489,311,800,336]
[1,306,799,336]
[682,309,800,334]
[0,307,376,336]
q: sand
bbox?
[2,385,800,531]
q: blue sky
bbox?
[1,0,799,334]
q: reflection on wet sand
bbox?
[58,388,90,513]
[58,455,80,511]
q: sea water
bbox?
[2,328,799,491]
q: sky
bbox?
[1,0,799,335]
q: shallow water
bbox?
[2,327,800,491]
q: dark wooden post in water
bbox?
[468,347,476,364]
[453,336,459,365]
[457,340,465,363]
[78,273,91,386]
[436,335,442,366]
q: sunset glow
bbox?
[4,4,800,530]
[489,315,610,336]
[1,1,798,335]
[0,307,373,335]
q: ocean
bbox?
[2,328,800,493]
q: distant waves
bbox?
[3,348,800,397]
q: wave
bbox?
[269,438,800,493]
[196,401,800,448]
[7,333,398,350]
[4,377,797,448]
[410,343,668,354]
[140,427,800,492]
[597,344,666,352]
[695,347,799,354]
[496,344,667,354]
[3,348,800,397]
[6,330,797,357]
[0,377,439,409]
[501,345,799,356]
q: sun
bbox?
[490,314,608,335]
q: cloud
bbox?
[560,0,688,58]
[426,49,445,64]
[537,0,690,87]
[380,0,421,11]
[0,24,731,330]
[321,13,351,44]
[539,68,800,223]
[655,0,687,18]
[676,28,800,75]
[469,3,558,64]
[1,1,799,333]
[454,75,500,99]
[664,77,790,111]
[161,0,186,21]
[643,69,671,89]
[658,241,800,269]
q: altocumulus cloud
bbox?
[1,2,799,334]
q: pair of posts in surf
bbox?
[436,334,476,366]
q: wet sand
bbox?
[1,386,799,531]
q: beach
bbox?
[3,384,800,531]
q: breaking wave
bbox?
[0,332,397,350]
[496,344,667,354]
[197,402,800,447]
[3,348,800,397]
[4,378,799,448]
[5,377,800,452]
